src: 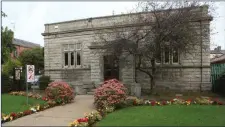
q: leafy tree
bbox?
[1,27,15,64]
[19,47,44,74]
[1,11,15,64]
[2,58,22,76]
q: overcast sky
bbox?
[2,2,225,49]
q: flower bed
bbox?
[69,96,224,127]
[2,91,67,124]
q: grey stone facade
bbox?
[42,6,212,94]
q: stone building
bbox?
[42,6,212,94]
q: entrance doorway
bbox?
[103,55,119,80]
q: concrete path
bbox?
[2,95,95,126]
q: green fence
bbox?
[211,63,225,94]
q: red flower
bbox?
[218,101,223,105]
[187,99,192,102]
[171,99,175,103]
[77,118,89,123]
[10,112,17,118]
[42,97,48,101]
[151,101,156,106]
[23,110,32,115]
[162,101,167,105]
[133,100,137,105]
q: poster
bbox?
[15,69,21,80]
[27,65,35,82]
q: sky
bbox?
[1,1,225,49]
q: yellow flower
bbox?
[69,122,74,127]
[10,116,13,121]
[73,120,79,125]
[36,105,40,111]
[3,116,8,121]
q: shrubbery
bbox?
[45,81,75,104]
[94,79,127,110]
[39,76,51,90]
[1,73,13,93]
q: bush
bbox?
[1,73,13,93]
[94,79,127,110]
[45,81,75,104]
[2,59,22,76]
[39,76,51,90]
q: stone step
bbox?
[83,84,95,89]
[90,89,96,92]
[87,92,95,95]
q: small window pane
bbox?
[69,44,74,50]
[76,43,81,50]
[64,44,69,51]
[65,52,68,66]
[173,48,178,63]
[164,47,169,63]
[77,51,81,65]
[71,52,74,65]
[156,51,161,63]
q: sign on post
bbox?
[26,65,35,82]
[15,68,21,80]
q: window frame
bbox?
[171,47,179,64]
[62,43,82,68]
[155,46,180,65]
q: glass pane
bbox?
[76,43,81,50]
[164,47,169,63]
[64,44,69,51]
[77,51,81,65]
[156,51,161,63]
[71,52,74,65]
[65,52,68,66]
[173,48,178,63]
[69,44,74,50]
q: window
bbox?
[162,46,179,64]
[14,50,18,58]
[172,47,179,63]
[63,43,82,67]
[155,51,161,63]
[164,46,170,64]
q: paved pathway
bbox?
[2,95,95,126]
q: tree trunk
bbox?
[150,59,156,93]
[150,76,155,94]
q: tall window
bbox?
[163,46,179,64]
[63,43,82,68]
[172,47,179,63]
[164,46,170,64]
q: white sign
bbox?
[27,65,35,82]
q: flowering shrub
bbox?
[94,79,127,109]
[45,81,75,104]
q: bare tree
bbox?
[92,1,213,93]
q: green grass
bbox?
[97,105,225,126]
[2,94,46,114]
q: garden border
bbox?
[69,96,224,127]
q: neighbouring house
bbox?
[11,38,40,59]
[211,54,225,64]
[42,6,212,94]
[210,46,225,59]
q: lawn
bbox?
[97,105,225,126]
[2,94,46,114]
